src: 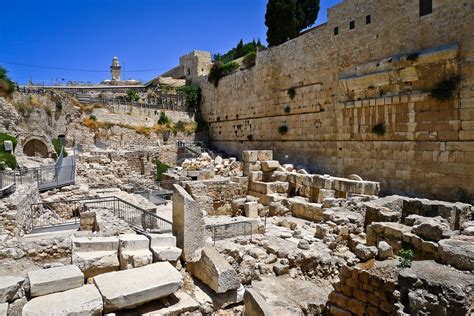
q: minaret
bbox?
[110,57,121,81]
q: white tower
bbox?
[110,57,121,81]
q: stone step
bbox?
[22,284,103,316]
[72,236,119,252]
[148,233,177,247]
[119,234,152,270]
[28,265,84,297]
[93,262,183,312]
[150,246,182,262]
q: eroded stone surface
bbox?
[28,265,84,297]
[0,276,24,303]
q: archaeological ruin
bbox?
[0,0,473,315]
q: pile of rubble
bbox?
[180,153,242,178]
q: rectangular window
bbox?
[349,21,355,29]
[420,0,432,16]
[334,27,339,35]
[366,15,371,24]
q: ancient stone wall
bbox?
[199,0,474,202]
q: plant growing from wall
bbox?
[89,115,97,121]
[125,89,140,102]
[430,75,461,101]
[213,39,265,64]
[155,159,169,181]
[284,105,291,113]
[158,111,171,125]
[247,134,254,141]
[371,123,386,136]
[0,132,17,170]
[243,52,257,68]
[0,66,15,98]
[278,125,289,135]
[406,53,420,62]
[208,61,240,87]
[177,84,201,109]
[399,248,414,268]
[287,88,296,99]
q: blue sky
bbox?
[0,0,341,85]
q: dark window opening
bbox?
[349,21,355,29]
[366,15,371,24]
[334,27,339,35]
[187,68,191,75]
[420,0,432,16]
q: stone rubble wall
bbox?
[107,104,196,123]
[198,0,474,202]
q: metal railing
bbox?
[28,196,172,234]
[206,221,254,244]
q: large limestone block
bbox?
[28,265,84,297]
[172,184,205,262]
[244,288,275,316]
[438,236,474,270]
[22,284,103,316]
[93,262,183,312]
[148,233,177,247]
[188,246,240,294]
[244,202,259,218]
[0,303,7,316]
[151,246,182,262]
[72,237,120,278]
[260,160,280,172]
[0,276,24,303]
[119,234,153,270]
[138,290,199,315]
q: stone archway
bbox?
[23,138,49,158]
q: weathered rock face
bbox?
[0,276,24,303]
[28,265,84,297]
[188,245,241,294]
[398,260,474,316]
[377,241,393,260]
[22,284,103,316]
[354,244,378,261]
[71,237,120,278]
[93,262,183,312]
[438,235,474,270]
[172,184,205,262]
[411,216,452,242]
[244,288,275,316]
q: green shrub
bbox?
[284,105,291,113]
[0,66,15,97]
[55,100,63,111]
[89,115,97,121]
[278,125,289,135]
[155,159,170,181]
[247,134,253,141]
[52,139,68,157]
[430,76,461,101]
[44,107,52,117]
[177,84,202,109]
[158,111,171,125]
[243,52,257,68]
[0,132,17,170]
[213,38,265,63]
[0,132,17,151]
[208,61,240,87]
[406,53,419,62]
[399,248,414,268]
[287,88,296,99]
[174,120,186,132]
[126,89,140,102]
[372,123,386,136]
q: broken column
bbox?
[172,184,205,262]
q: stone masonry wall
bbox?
[199,0,474,202]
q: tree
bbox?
[0,66,15,97]
[265,0,320,47]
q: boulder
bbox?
[72,237,120,278]
[460,221,474,236]
[354,244,378,261]
[0,276,24,303]
[188,246,240,293]
[377,241,393,260]
[93,262,183,312]
[172,184,206,262]
[438,236,474,270]
[244,288,275,316]
[411,216,452,242]
[273,263,289,276]
[28,265,84,297]
[118,234,153,270]
[22,284,103,316]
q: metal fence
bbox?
[206,221,254,244]
[28,196,172,234]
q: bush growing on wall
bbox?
[158,111,171,125]
[278,125,289,135]
[430,76,461,101]
[243,52,257,68]
[0,132,17,170]
[287,88,296,99]
[0,66,15,98]
[208,61,240,87]
[177,84,201,109]
[52,138,68,157]
[155,159,169,181]
[371,123,386,136]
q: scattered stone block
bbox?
[151,246,182,262]
[438,235,474,270]
[172,184,206,262]
[22,284,103,316]
[243,151,258,163]
[244,202,259,218]
[273,263,289,276]
[188,245,240,294]
[28,265,84,297]
[0,276,24,303]
[244,288,275,316]
[79,211,99,232]
[147,233,176,247]
[72,236,120,278]
[411,216,452,242]
[257,150,273,161]
[93,262,183,312]
[354,244,378,261]
[317,189,335,203]
[118,234,153,270]
[261,160,280,171]
[136,290,199,315]
[377,241,393,260]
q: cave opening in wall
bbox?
[23,139,49,158]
